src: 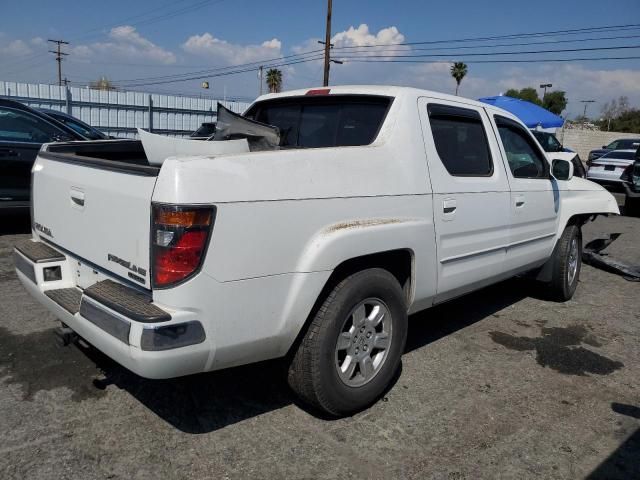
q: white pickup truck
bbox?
[15,86,618,416]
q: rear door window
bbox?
[427,103,493,176]
[248,95,390,148]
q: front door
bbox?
[419,98,511,303]
[491,114,559,274]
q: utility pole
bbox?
[258,66,264,96]
[48,39,69,86]
[580,100,595,117]
[322,0,332,86]
[580,100,595,129]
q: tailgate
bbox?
[32,154,157,289]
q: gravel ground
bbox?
[0,210,638,480]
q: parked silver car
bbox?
[586,149,637,188]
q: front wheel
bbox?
[287,268,408,416]
[548,224,582,301]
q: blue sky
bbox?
[1,0,639,117]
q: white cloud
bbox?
[85,26,176,65]
[1,39,32,56]
[182,33,282,64]
[331,24,404,48]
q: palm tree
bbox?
[266,68,283,93]
[450,62,468,96]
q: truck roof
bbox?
[254,85,497,112]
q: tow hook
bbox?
[54,324,77,347]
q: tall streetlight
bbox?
[540,83,552,101]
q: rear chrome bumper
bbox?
[14,240,210,379]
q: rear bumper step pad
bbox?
[45,288,82,314]
[15,240,65,263]
[83,279,170,323]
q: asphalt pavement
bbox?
[0,211,638,480]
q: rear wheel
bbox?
[287,268,408,416]
[548,224,582,301]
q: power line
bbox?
[333,44,640,60]
[113,49,324,84]
[112,44,640,88]
[331,23,640,50]
[342,55,640,64]
[331,33,640,54]
[114,55,326,88]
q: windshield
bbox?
[245,95,391,148]
[601,151,636,160]
[618,139,640,149]
[531,131,562,152]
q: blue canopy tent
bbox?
[478,95,564,129]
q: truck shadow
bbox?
[0,278,532,434]
[84,278,532,433]
[405,278,531,354]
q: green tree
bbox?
[542,91,567,115]
[450,62,468,95]
[265,68,283,93]
[608,109,640,133]
[506,87,541,105]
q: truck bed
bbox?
[42,140,159,176]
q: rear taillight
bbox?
[151,204,215,288]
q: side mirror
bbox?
[602,145,608,149]
[552,159,573,181]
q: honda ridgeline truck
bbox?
[15,86,619,416]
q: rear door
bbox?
[419,98,511,302]
[491,114,558,273]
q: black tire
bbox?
[548,224,582,301]
[287,268,408,416]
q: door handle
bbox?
[515,195,525,208]
[443,198,457,214]
[70,188,85,208]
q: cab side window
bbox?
[0,107,64,143]
[427,104,493,176]
[494,115,549,179]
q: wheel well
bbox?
[328,249,413,305]
[285,249,414,359]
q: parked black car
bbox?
[37,108,108,140]
[588,138,640,164]
[0,99,86,209]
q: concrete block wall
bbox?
[556,129,640,160]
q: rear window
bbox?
[245,95,391,148]
[601,151,636,160]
